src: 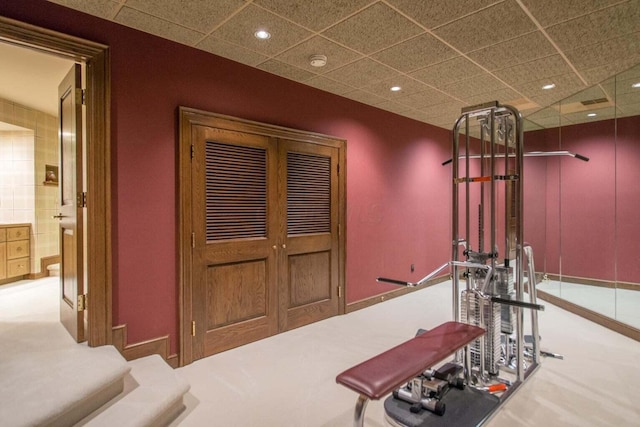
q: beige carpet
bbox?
[2,278,639,426]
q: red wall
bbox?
[0,1,453,354]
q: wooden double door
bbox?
[180,109,345,363]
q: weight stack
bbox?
[461,290,501,375]
[494,266,515,334]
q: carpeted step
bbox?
[0,344,130,427]
[80,354,190,427]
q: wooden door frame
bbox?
[0,17,112,346]
[179,107,346,366]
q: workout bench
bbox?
[336,321,485,427]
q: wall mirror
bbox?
[523,63,640,338]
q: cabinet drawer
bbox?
[0,243,6,279]
[8,257,29,277]
[8,240,29,260]
[0,229,6,242]
[7,227,29,241]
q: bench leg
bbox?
[353,394,369,427]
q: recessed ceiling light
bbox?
[632,82,640,88]
[542,83,556,90]
[254,30,271,39]
[587,113,597,117]
[390,86,402,92]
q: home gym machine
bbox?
[337,101,559,427]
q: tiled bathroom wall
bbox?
[0,97,59,274]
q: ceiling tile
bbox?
[610,63,640,97]
[564,32,640,85]
[618,102,640,117]
[520,0,628,27]
[253,0,372,31]
[401,109,429,123]
[397,87,458,109]
[213,4,312,56]
[375,100,414,115]
[614,63,640,86]
[371,33,458,72]
[495,55,575,86]
[256,59,315,81]
[275,36,362,73]
[47,0,121,20]
[386,0,501,29]
[463,87,522,106]
[466,31,557,71]
[546,1,640,51]
[561,85,610,105]
[197,36,269,66]
[361,75,430,101]
[124,0,246,33]
[515,72,586,99]
[114,7,204,45]
[409,56,485,87]
[440,73,511,100]
[416,100,466,118]
[323,58,397,88]
[522,120,543,132]
[433,0,536,53]
[526,114,564,128]
[341,89,389,106]
[321,2,423,54]
[305,76,353,95]
[563,106,618,122]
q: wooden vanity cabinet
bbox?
[0,224,31,284]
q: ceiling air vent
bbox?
[581,97,609,106]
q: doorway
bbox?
[0,17,111,346]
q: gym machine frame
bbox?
[379,101,546,426]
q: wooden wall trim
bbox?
[346,276,448,313]
[537,289,640,342]
[112,324,179,367]
[545,273,639,291]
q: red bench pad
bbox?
[336,321,485,400]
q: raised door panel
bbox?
[192,125,279,359]
[278,140,340,331]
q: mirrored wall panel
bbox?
[523,64,640,334]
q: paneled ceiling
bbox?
[30,0,640,129]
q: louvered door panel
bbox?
[287,152,331,235]
[205,142,267,241]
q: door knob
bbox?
[53,214,64,219]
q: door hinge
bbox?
[77,294,87,311]
[76,88,86,105]
[191,232,195,248]
[77,192,87,208]
[337,286,342,298]
[190,145,195,159]
[191,321,196,336]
